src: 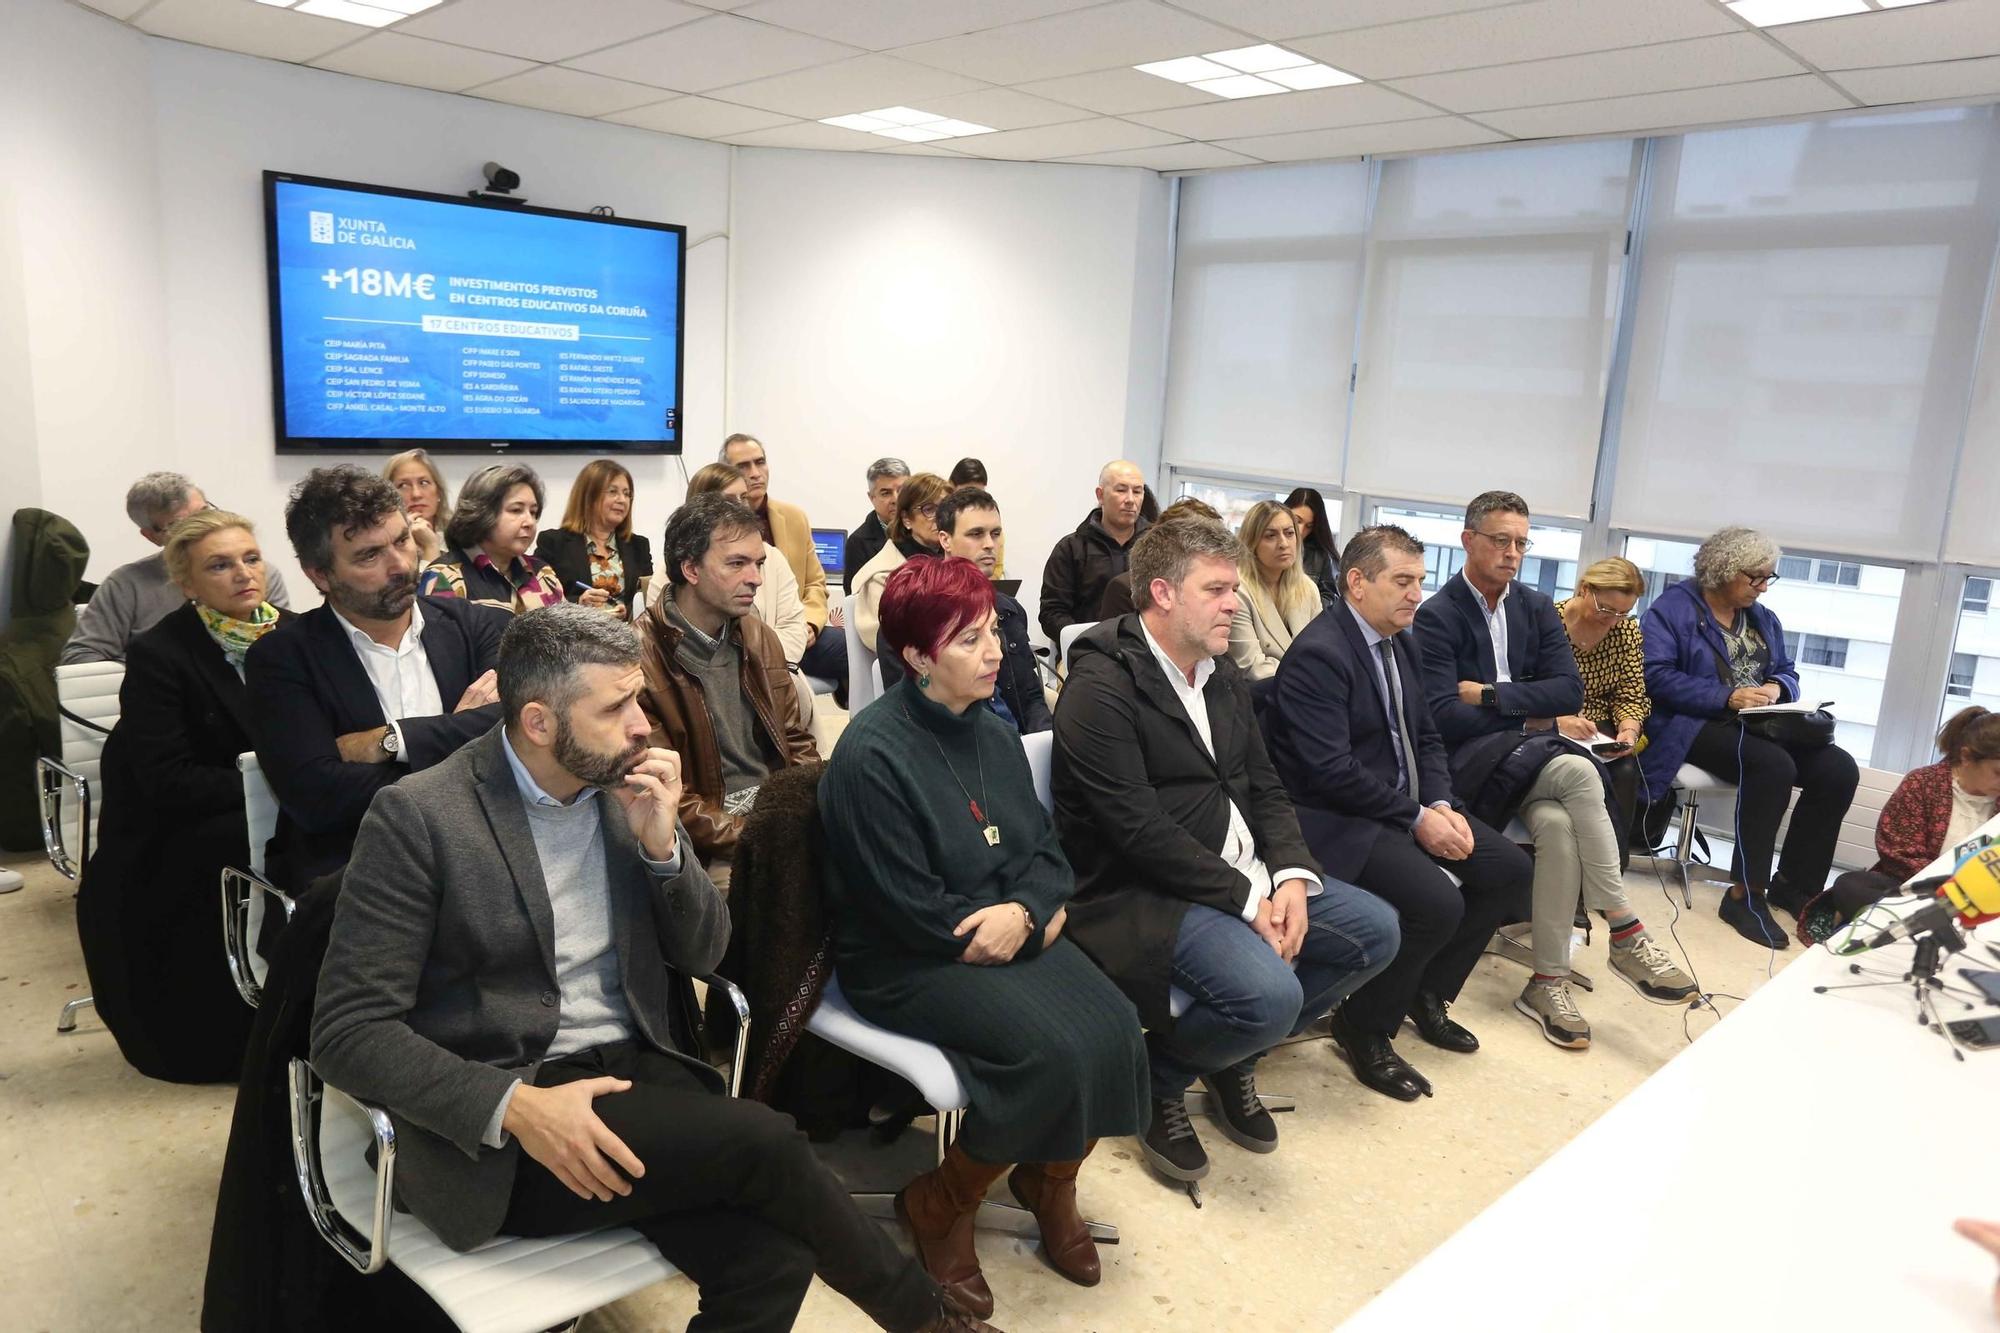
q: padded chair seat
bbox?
[807,675,838,696]
[1674,763,1731,793]
[809,973,967,1111]
[317,1087,677,1333]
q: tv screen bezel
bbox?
[262,169,687,456]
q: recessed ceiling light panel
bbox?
[1133,44,1363,99]
[1133,56,1237,84]
[816,107,998,143]
[1188,74,1285,99]
[1208,44,1314,74]
[1724,0,1932,26]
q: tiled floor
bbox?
[0,812,1800,1333]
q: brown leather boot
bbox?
[1007,1141,1101,1287]
[895,1142,1008,1319]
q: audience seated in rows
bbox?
[1284,486,1342,609]
[851,472,951,663]
[1636,525,1859,948]
[946,459,1003,577]
[536,458,653,622]
[934,488,1049,734]
[636,495,817,875]
[1052,517,1400,1185]
[64,472,292,665]
[1264,525,1529,1101]
[1096,496,1219,621]
[381,449,452,567]
[845,457,910,596]
[419,463,566,615]
[1414,492,1694,1050]
[1039,460,1148,642]
[1227,500,1321,682]
[722,433,849,692]
[1552,557,1650,859]
[246,467,502,893]
[819,557,1144,1317]
[78,509,285,1083]
[310,603,989,1333]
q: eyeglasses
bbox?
[913,503,940,519]
[1470,530,1533,555]
[1743,570,1780,588]
[1592,599,1635,621]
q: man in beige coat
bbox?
[722,433,849,699]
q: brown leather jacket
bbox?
[638,594,819,862]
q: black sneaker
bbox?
[1719,890,1791,950]
[1140,1095,1210,1182]
[1197,1063,1277,1154]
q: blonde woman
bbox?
[850,471,954,660]
[382,449,452,565]
[1227,500,1322,680]
[1555,556,1649,854]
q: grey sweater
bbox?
[62,551,292,664]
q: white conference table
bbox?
[1338,819,2000,1332]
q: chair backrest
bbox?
[1024,731,1054,814]
[844,593,879,714]
[1833,764,1901,871]
[53,661,125,870]
[1058,620,1097,673]
[239,752,278,880]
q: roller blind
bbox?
[1947,260,2000,566]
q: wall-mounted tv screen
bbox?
[264,171,685,454]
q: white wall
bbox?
[728,148,1171,627]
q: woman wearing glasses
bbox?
[1554,558,1648,862]
[1636,526,1858,948]
[850,471,953,683]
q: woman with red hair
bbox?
[819,555,1146,1321]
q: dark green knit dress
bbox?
[820,678,1147,1164]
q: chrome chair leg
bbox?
[56,995,95,1033]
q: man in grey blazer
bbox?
[312,603,988,1333]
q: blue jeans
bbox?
[1147,878,1400,1100]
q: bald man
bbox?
[1039,460,1149,641]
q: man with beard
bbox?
[636,494,816,876]
[246,466,504,894]
[312,603,990,1333]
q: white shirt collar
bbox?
[1138,615,1214,694]
[499,725,599,809]
[1461,568,1510,614]
[330,597,426,654]
[1345,600,1388,648]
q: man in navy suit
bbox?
[1413,491,1693,1052]
[246,466,506,894]
[1264,526,1530,1102]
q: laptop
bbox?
[994,578,1022,597]
[811,527,846,581]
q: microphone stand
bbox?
[1814,922,1982,1060]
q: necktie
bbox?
[1378,638,1420,799]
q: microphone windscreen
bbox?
[1942,846,2000,923]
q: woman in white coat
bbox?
[1228,499,1322,680]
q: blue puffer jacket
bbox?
[1637,579,1801,803]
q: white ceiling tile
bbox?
[599,95,798,137]
[872,142,974,156]
[1767,1,2000,71]
[1477,74,1850,139]
[891,1,1254,84]
[565,12,863,92]
[704,53,985,117]
[1124,82,1433,138]
[1013,67,1221,114]
[469,65,673,117]
[1216,114,1507,161]
[723,120,895,149]
[679,0,759,7]
[1292,0,1743,80]
[942,116,1186,160]
[1833,55,2000,105]
[1166,0,1530,40]
[396,0,709,63]
[734,0,1099,51]
[310,32,537,92]
[133,0,359,63]
[1056,141,1265,169]
[897,86,1096,130]
[1386,33,1808,113]
[77,0,155,19]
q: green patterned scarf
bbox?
[195,600,280,669]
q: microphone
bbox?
[1851,845,2000,952]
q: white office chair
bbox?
[1663,763,1738,908]
[843,593,881,715]
[288,975,750,1333]
[40,660,124,1033]
[1056,621,1097,675]
[221,753,293,1009]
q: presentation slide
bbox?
[266,174,683,451]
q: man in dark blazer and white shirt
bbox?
[246,466,504,894]
[312,603,986,1333]
[1264,525,1532,1102]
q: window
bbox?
[1793,633,1850,669]
[1374,503,1578,600]
[1169,473,1293,535]
[1778,556,1811,581]
[1966,576,1992,616]
[1948,652,1978,698]
[1813,560,1861,588]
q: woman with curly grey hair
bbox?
[1635,525,1857,948]
[417,463,566,615]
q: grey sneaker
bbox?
[1610,932,1697,1004]
[1515,977,1591,1050]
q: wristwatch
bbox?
[1480,684,1497,708]
[377,726,400,760]
[1014,901,1038,939]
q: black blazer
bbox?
[843,511,887,596]
[243,596,504,893]
[533,527,654,617]
[1263,603,1461,882]
[1413,574,1582,748]
[1052,615,1319,1030]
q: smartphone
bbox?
[1589,739,1633,756]
[1946,1014,2000,1050]
[1962,968,2000,1006]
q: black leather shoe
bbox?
[1329,1010,1431,1102]
[1410,992,1480,1054]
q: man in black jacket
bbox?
[1053,516,1398,1191]
[246,467,504,894]
[1038,459,1149,642]
[936,487,1050,734]
[843,457,908,595]
[1264,526,1532,1102]
[1413,491,1693,1052]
